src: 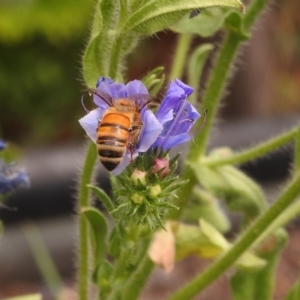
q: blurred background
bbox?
[0,0,300,299]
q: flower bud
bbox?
[149,184,162,197]
[130,192,144,204]
[130,169,146,185]
[152,158,170,178]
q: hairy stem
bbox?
[202,126,299,167]
[78,142,98,300]
[188,30,241,160]
[168,172,300,300]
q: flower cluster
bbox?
[0,140,30,198]
[79,77,201,229]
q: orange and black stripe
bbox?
[97,113,130,171]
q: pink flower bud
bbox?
[152,158,170,178]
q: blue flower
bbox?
[0,161,30,195]
[79,78,163,175]
[153,79,201,150]
[0,139,6,151]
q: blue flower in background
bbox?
[79,78,163,175]
[0,162,30,195]
[0,139,6,151]
[153,79,201,150]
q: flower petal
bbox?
[156,133,191,150]
[137,110,163,152]
[78,108,103,143]
[126,80,149,96]
[175,78,194,96]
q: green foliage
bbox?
[141,66,165,96]
[0,0,94,144]
[171,7,248,38]
[0,0,93,44]
[82,207,108,268]
[231,229,288,300]
[181,188,230,233]
[191,162,266,218]
[119,0,244,34]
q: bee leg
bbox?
[128,143,135,162]
[128,124,142,162]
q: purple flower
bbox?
[153,79,201,150]
[79,78,163,175]
[0,161,30,195]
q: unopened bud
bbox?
[149,184,162,197]
[152,158,170,178]
[131,169,146,185]
[131,192,144,204]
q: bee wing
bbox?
[88,88,114,107]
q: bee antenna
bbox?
[139,97,155,111]
[81,92,91,114]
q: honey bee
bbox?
[88,89,152,171]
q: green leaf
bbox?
[5,294,42,300]
[93,260,114,298]
[188,43,214,104]
[81,207,108,267]
[120,0,245,35]
[231,229,288,300]
[191,162,266,217]
[109,225,125,257]
[82,0,117,85]
[88,184,115,212]
[182,188,230,233]
[171,7,247,38]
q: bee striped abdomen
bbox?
[97,113,130,171]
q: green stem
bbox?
[188,30,241,160]
[243,0,270,32]
[78,141,98,300]
[169,34,192,80]
[167,173,300,300]
[122,250,154,300]
[202,126,299,167]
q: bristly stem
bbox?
[202,126,299,167]
[169,34,192,80]
[188,0,271,161]
[188,30,241,160]
[78,141,98,300]
[167,172,300,300]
